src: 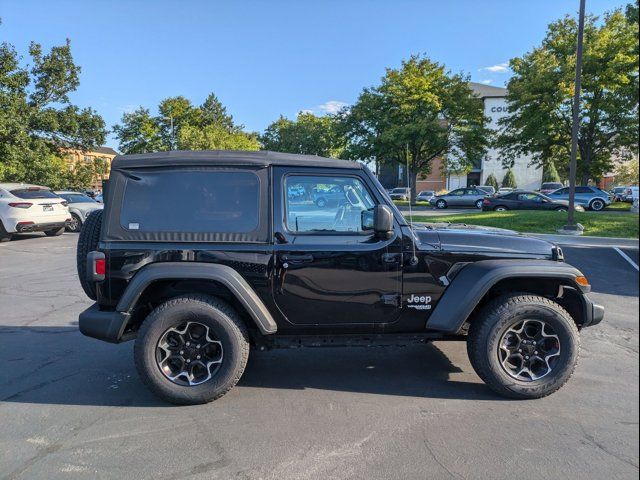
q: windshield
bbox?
[58,193,96,203]
[11,188,58,199]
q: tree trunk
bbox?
[409,169,418,205]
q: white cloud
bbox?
[480,62,510,73]
[480,79,493,85]
[316,100,348,115]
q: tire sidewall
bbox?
[479,301,579,397]
[436,200,447,209]
[590,199,604,211]
[135,298,247,404]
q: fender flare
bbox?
[426,259,590,333]
[116,262,277,335]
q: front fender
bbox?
[425,259,592,333]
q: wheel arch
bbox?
[426,260,595,334]
[117,262,278,337]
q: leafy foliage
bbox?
[496,7,639,184]
[0,29,107,187]
[261,112,345,157]
[113,93,258,153]
[485,173,499,190]
[542,161,561,183]
[614,157,639,185]
[340,54,490,201]
[502,168,517,188]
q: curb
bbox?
[528,234,639,248]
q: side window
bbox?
[120,170,260,233]
[575,187,592,194]
[450,189,465,196]
[285,175,376,233]
[555,187,569,195]
[465,189,479,195]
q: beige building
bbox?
[64,146,118,190]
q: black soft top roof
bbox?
[111,150,361,170]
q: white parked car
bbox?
[498,187,514,195]
[0,183,70,242]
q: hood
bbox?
[72,202,104,213]
[413,222,556,257]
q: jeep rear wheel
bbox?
[134,294,249,405]
[467,294,579,399]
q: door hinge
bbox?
[381,294,401,307]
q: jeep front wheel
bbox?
[134,294,249,405]
[467,294,579,399]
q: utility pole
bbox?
[564,0,586,232]
[164,116,175,150]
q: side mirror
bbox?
[374,204,394,238]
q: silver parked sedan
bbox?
[429,187,487,209]
[54,191,103,232]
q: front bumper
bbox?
[79,303,131,343]
[582,294,605,327]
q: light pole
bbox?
[564,0,586,232]
[164,116,175,150]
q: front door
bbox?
[272,167,402,326]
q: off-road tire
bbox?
[467,294,580,399]
[436,199,447,209]
[44,227,65,236]
[0,220,11,242]
[134,294,250,405]
[76,209,103,300]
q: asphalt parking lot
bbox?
[0,233,638,480]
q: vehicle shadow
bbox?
[0,326,501,407]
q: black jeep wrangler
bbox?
[77,150,604,405]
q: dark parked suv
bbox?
[78,150,604,405]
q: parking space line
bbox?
[613,247,639,272]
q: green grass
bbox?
[605,201,632,211]
[411,210,639,238]
[393,200,430,206]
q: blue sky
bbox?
[1,0,627,149]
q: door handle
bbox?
[281,253,314,264]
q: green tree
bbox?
[112,107,164,154]
[542,161,561,183]
[113,92,256,154]
[341,55,490,202]
[502,168,517,188]
[0,28,107,185]
[178,124,259,151]
[614,156,639,185]
[496,8,639,184]
[261,112,345,157]
[485,173,499,190]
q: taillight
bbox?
[60,201,69,207]
[87,251,106,282]
[8,202,33,208]
[95,258,106,276]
